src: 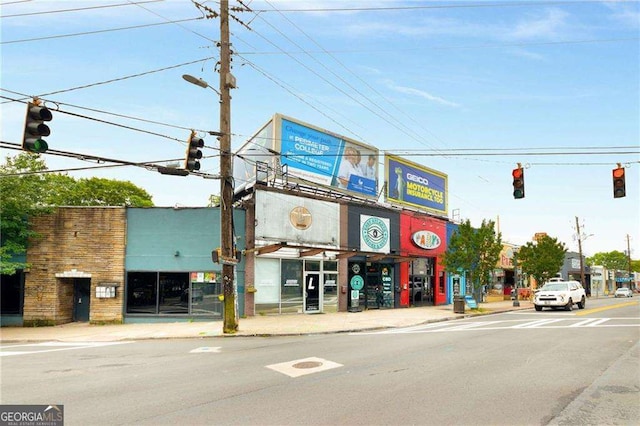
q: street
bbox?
[1,298,638,425]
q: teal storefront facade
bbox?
[124,207,246,322]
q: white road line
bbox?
[569,318,601,327]
[0,341,133,357]
[585,318,610,327]
[513,319,564,329]
[444,321,502,331]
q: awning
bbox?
[251,242,417,263]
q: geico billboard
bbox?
[275,114,379,199]
[385,154,448,216]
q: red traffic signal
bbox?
[612,167,626,198]
[512,167,525,199]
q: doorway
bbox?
[304,272,321,313]
[73,279,91,322]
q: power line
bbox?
[1,17,203,44]
[236,37,640,56]
[0,141,220,179]
[0,0,163,18]
[249,1,630,13]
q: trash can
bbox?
[453,295,465,314]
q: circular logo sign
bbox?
[350,275,364,291]
[362,217,388,251]
[289,206,312,230]
[351,263,361,274]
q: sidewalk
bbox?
[0,300,533,343]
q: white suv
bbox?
[534,280,586,311]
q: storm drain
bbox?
[266,357,343,378]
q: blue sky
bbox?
[1,0,639,258]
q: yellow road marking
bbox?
[575,300,639,316]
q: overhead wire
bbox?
[0,141,220,179]
[0,0,163,18]
[259,0,454,155]
[249,1,631,13]
[1,17,204,45]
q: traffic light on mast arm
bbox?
[612,165,626,198]
[22,100,52,153]
[184,131,204,171]
[512,165,525,199]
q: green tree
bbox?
[1,153,154,274]
[517,235,567,287]
[441,219,502,303]
[0,154,53,274]
[586,251,630,271]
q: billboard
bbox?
[385,154,448,216]
[275,114,379,199]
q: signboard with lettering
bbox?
[385,154,448,216]
[277,115,379,198]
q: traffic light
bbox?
[22,101,52,153]
[184,131,204,171]
[612,166,626,198]
[512,167,525,199]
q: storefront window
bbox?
[281,259,303,314]
[127,272,158,314]
[126,271,221,316]
[159,272,189,314]
[323,272,338,313]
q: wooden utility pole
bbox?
[575,216,585,287]
[219,0,238,333]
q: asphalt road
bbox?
[1,298,638,426]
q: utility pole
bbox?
[219,0,238,333]
[575,216,585,287]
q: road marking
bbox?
[575,300,638,316]
[444,321,502,331]
[357,317,639,335]
[266,357,343,378]
[569,318,603,327]
[190,346,222,353]
[513,319,564,328]
[0,341,132,357]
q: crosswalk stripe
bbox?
[512,319,564,328]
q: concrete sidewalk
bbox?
[0,300,533,343]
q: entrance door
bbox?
[304,272,321,313]
[73,279,91,322]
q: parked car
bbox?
[534,280,586,311]
[614,287,633,298]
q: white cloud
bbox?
[510,8,571,40]
[385,81,460,108]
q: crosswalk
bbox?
[357,316,640,335]
[0,341,133,357]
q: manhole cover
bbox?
[292,361,323,369]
